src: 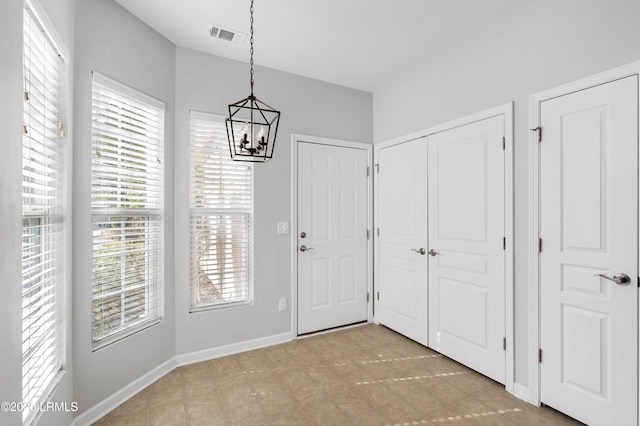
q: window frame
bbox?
[21,0,69,424]
[90,72,165,350]
[188,111,254,312]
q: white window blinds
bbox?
[189,111,253,311]
[91,72,164,349]
[22,3,67,424]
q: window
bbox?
[91,72,164,349]
[189,111,253,311]
[22,2,67,423]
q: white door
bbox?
[297,142,369,334]
[427,116,506,383]
[376,139,428,345]
[539,76,638,425]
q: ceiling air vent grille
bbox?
[209,24,247,45]
[218,29,235,42]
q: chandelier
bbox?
[226,0,280,162]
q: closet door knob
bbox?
[411,248,426,255]
[428,249,439,256]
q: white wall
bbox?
[174,47,373,355]
[0,0,75,424]
[72,0,176,415]
[372,0,640,387]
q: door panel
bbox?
[428,116,505,383]
[377,139,428,345]
[539,75,638,426]
[298,142,368,334]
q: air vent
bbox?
[209,24,247,45]
[218,29,235,42]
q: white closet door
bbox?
[427,115,505,383]
[377,139,428,345]
[539,76,638,426]
[297,142,369,334]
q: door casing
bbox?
[528,61,640,413]
[291,134,373,338]
[373,102,515,393]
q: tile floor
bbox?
[94,324,582,425]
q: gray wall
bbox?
[72,0,176,414]
[372,0,640,387]
[174,47,373,354]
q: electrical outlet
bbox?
[277,222,289,235]
[278,298,287,311]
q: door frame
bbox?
[291,134,374,338]
[528,61,640,409]
[373,102,515,393]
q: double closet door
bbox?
[376,115,506,384]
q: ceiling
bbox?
[114,0,534,92]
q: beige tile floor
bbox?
[94,324,582,425]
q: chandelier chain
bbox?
[249,0,254,94]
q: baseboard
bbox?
[175,331,293,366]
[71,331,293,426]
[72,357,176,426]
[512,383,530,403]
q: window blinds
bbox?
[189,111,253,311]
[91,72,164,349]
[22,5,66,423]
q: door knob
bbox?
[411,248,426,255]
[594,273,631,286]
[299,245,314,253]
[428,249,439,256]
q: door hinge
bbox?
[377,291,380,301]
[503,337,506,351]
[538,238,542,253]
[538,348,543,363]
[531,127,542,143]
[503,237,506,250]
[375,164,380,173]
[502,137,506,150]
[377,228,380,237]
[367,229,370,240]
[367,292,370,303]
[366,166,370,177]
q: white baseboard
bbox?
[175,332,293,366]
[512,383,530,403]
[72,357,176,426]
[71,331,293,426]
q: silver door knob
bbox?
[299,245,314,253]
[594,273,631,286]
[428,249,439,256]
[411,248,426,255]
